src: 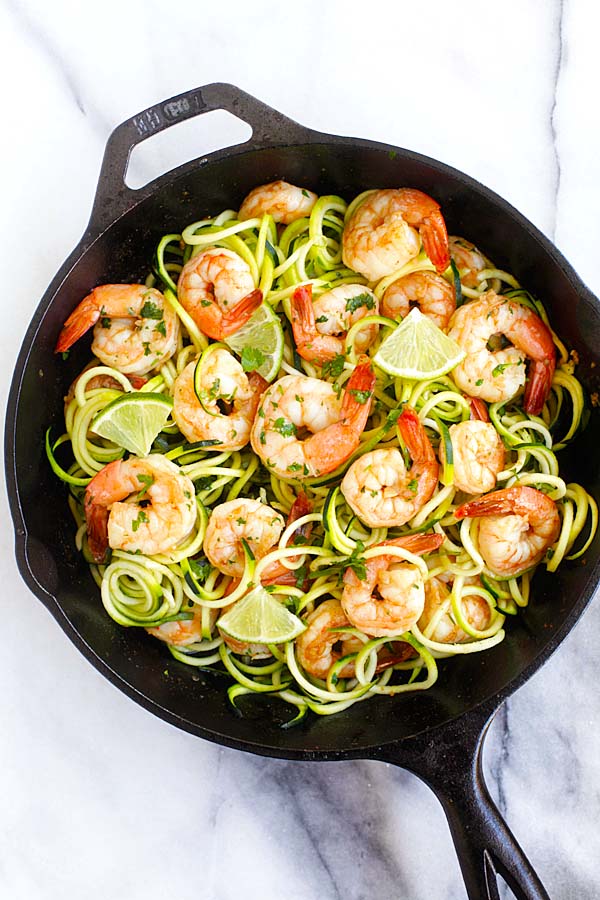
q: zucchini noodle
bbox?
[48,181,597,728]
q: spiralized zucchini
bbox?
[48,185,597,728]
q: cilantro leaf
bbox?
[350,389,372,405]
[321,354,346,378]
[241,346,266,373]
[274,417,297,437]
[189,557,211,583]
[345,292,375,314]
[140,300,163,319]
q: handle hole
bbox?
[125,109,253,190]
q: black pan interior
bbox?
[14,141,600,757]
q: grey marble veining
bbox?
[2,1,600,897]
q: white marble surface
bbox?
[2,1,600,897]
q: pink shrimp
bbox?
[55,285,179,375]
[290,283,379,364]
[177,247,263,340]
[455,485,560,577]
[251,356,376,479]
[341,532,444,637]
[341,405,439,528]
[342,188,450,282]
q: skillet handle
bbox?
[88,83,314,234]
[377,709,549,900]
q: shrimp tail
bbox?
[455,486,535,520]
[262,492,313,588]
[523,358,555,416]
[469,397,490,422]
[290,284,340,363]
[219,288,263,337]
[55,296,101,353]
[381,532,444,555]
[340,356,376,425]
[290,284,315,344]
[83,459,126,563]
[397,406,436,466]
[421,209,451,274]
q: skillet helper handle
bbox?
[88,82,312,234]
[378,711,550,900]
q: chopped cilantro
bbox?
[200,299,212,308]
[321,354,345,378]
[475,378,484,387]
[260,430,266,445]
[350,389,372,405]
[273,417,297,437]
[345,292,375,314]
[131,509,148,532]
[136,473,154,499]
[208,378,221,399]
[492,363,515,377]
[301,189,310,197]
[155,319,166,337]
[236,517,247,525]
[61,350,70,361]
[189,556,211,583]
[100,316,111,328]
[140,300,163,319]
[287,462,303,472]
[241,346,266,372]
[315,315,329,324]
[142,341,151,356]
[407,478,418,494]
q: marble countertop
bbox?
[2,1,599,897]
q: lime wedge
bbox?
[91,391,173,456]
[218,586,306,644]
[224,303,284,383]
[373,307,465,379]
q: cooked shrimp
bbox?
[381,271,455,329]
[84,455,197,563]
[418,576,490,642]
[439,419,505,495]
[296,599,361,679]
[177,247,262,340]
[55,285,179,376]
[341,406,439,527]
[172,350,266,450]
[238,180,317,224]
[449,236,489,288]
[447,291,556,415]
[203,498,285,577]
[147,605,217,646]
[64,370,146,418]
[455,485,560,577]
[341,533,443,637]
[251,357,375,479]
[342,189,450,282]
[290,283,379,363]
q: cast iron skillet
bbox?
[7,83,600,900]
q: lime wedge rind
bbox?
[218,586,306,644]
[373,308,465,380]
[91,391,173,456]
[224,303,284,383]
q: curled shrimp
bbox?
[290,283,379,363]
[449,236,489,288]
[455,485,560,577]
[238,180,318,224]
[203,498,285,577]
[55,285,179,375]
[295,599,363,679]
[381,271,455,330]
[177,247,262,340]
[418,576,490,643]
[447,291,556,415]
[147,605,217,647]
[342,189,450,282]
[172,349,266,450]
[250,357,375,479]
[84,455,197,563]
[340,406,438,528]
[341,533,444,637]
[439,406,505,495]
